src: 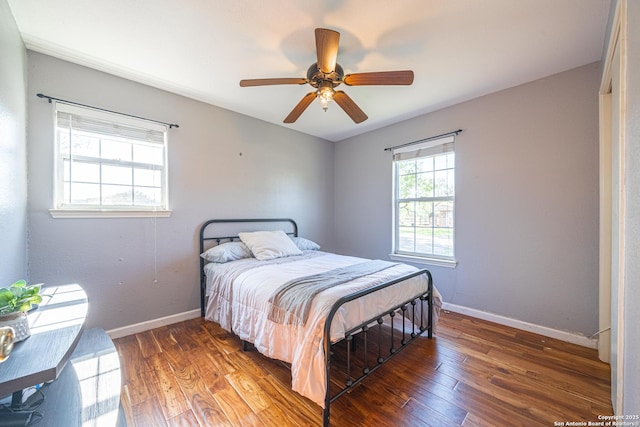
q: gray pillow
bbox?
[200,241,252,263]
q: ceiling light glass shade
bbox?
[317,84,335,111]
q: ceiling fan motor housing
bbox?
[307,62,344,88]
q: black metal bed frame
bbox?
[199,218,433,426]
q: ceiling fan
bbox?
[239,28,414,124]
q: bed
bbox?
[199,218,441,426]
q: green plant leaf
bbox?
[0,289,13,305]
[0,280,42,313]
[16,301,32,312]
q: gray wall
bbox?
[334,63,601,337]
[26,52,334,330]
[622,0,639,414]
[0,0,28,286]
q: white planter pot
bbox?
[0,311,30,342]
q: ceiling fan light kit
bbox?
[239,28,414,124]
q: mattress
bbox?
[204,250,442,407]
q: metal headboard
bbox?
[198,218,298,316]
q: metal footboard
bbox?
[322,269,433,427]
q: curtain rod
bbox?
[383,129,462,152]
[36,93,179,129]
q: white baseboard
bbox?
[442,302,597,349]
[105,304,597,349]
[106,309,201,339]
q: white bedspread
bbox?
[204,251,442,407]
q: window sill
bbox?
[49,209,172,219]
[389,254,457,268]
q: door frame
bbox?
[599,0,626,414]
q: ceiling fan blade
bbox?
[343,70,414,86]
[283,92,317,123]
[240,78,308,87]
[315,28,340,74]
[333,91,368,123]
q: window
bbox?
[52,102,170,218]
[392,135,455,265]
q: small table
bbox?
[0,284,87,404]
[36,327,125,426]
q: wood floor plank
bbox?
[255,401,309,427]
[119,385,137,427]
[228,345,273,380]
[196,337,240,376]
[114,311,613,426]
[436,328,495,355]
[348,376,465,427]
[375,365,469,424]
[168,323,201,352]
[225,369,273,413]
[150,327,191,372]
[461,414,485,427]
[490,368,593,416]
[486,346,612,408]
[186,347,229,392]
[131,397,169,427]
[452,381,549,427]
[145,353,191,419]
[330,381,425,427]
[172,363,230,425]
[399,397,464,427]
[123,363,162,406]
[539,346,611,380]
[437,357,567,422]
[257,374,319,424]
[116,334,152,379]
[135,330,162,358]
[213,385,263,426]
[165,410,200,427]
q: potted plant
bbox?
[0,280,43,342]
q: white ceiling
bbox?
[8,0,611,142]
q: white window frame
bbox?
[50,102,171,218]
[390,135,457,268]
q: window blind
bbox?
[55,102,166,144]
[392,135,454,161]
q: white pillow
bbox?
[290,236,320,251]
[200,241,253,263]
[238,230,303,261]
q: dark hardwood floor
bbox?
[113,310,612,426]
